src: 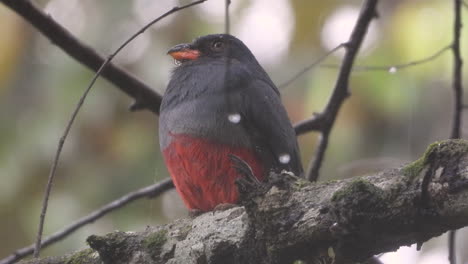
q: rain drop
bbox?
[228,113,241,124]
[279,153,291,164]
[388,66,397,74]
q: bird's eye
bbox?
[211,41,224,51]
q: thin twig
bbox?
[306,0,379,181]
[449,230,457,264]
[287,45,451,121]
[30,0,207,258]
[293,44,453,136]
[33,60,103,259]
[307,133,329,181]
[448,0,464,263]
[283,44,450,99]
[278,43,345,89]
[294,113,326,135]
[0,179,174,264]
[463,0,468,8]
[450,0,463,140]
[225,0,231,34]
[320,44,452,72]
[1,0,161,113]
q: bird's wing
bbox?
[240,79,304,177]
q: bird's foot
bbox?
[229,154,261,187]
[229,154,270,208]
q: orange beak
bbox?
[167,43,200,61]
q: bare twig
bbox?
[307,132,329,181]
[225,0,231,34]
[305,0,379,181]
[294,44,452,136]
[284,44,450,100]
[463,0,468,8]
[0,179,174,264]
[24,0,206,258]
[448,0,464,263]
[1,0,162,113]
[291,46,451,135]
[33,59,102,259]
[320,44,452,72]
[278,43,345,89]
[294,113,326,135]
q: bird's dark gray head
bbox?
[167,34,257,64]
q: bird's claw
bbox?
[229,154,261,186]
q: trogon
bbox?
[159,34,303,212]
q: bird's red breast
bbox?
[162,133,265,211]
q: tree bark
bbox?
[20,139,468,264]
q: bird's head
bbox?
[167,34,256,64]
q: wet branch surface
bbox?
[20,139,468,264]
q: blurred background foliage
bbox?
[0,0,467,263]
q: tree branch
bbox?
[317,44,452,73]
[292,43,453,137]
[448,1,464,263]
[20,139,468,264]
[1,0,162,113]
[292,44,452,136]
[305,0,379,181]
[224,0,231,34]
[450,0,464,140]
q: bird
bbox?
[159,34,303,212]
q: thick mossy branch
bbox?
[20,140,468,264]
